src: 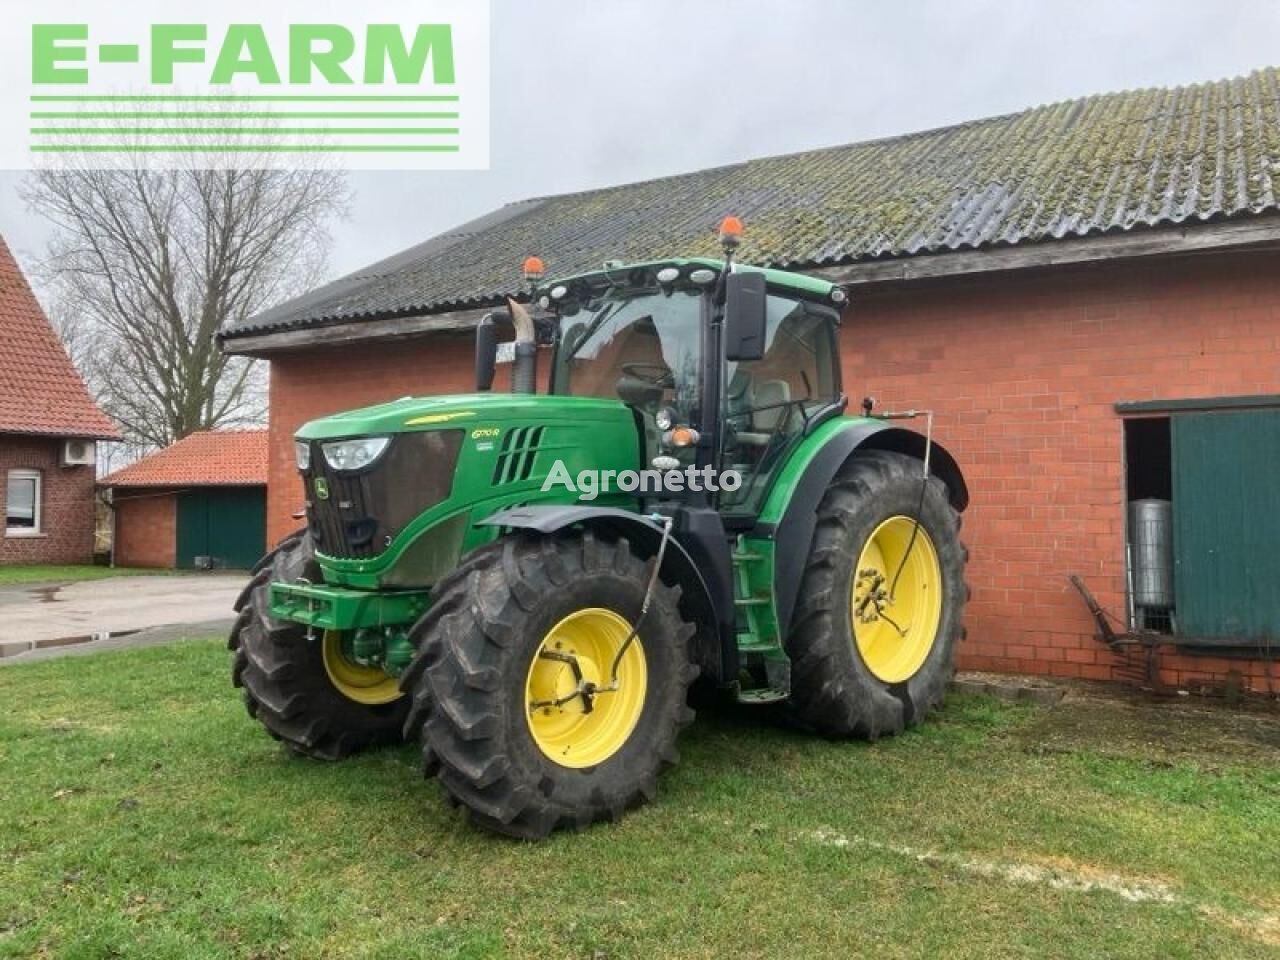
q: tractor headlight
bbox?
[321,437,391,472]
[294,440,311,472]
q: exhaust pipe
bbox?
[507,297,537,394]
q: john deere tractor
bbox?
[231,220,969,838]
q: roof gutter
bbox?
[0,425,123,442]
[220,305,491,357]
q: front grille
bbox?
[304,430,463,559]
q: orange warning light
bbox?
[522,256,545,281]
[718,216,743,241]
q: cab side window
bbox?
[721,297,837,511]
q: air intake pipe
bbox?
[475,315,497,391]
[507,297,537,394]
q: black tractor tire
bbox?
[401,530,699,839]
[229,531,409,760]
[786,450,968,738]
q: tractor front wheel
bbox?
[401,530,698,839]
[786,450,968,738]
[229,531,409,759]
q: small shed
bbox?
[102,430,268,570]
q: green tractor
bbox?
[231,220,969,838]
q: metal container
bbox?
[1128,498,1174,610]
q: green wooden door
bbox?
[1171,409,1280,639]
[176,487,267,570]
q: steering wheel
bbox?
[620,362,675,389]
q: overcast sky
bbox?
[3,0,1279,291]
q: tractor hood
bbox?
[295,393,631,441]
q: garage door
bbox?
[1171,409,1280,640]
[176,487,267,570]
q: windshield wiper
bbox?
[565,298,625,361]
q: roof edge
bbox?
[223,305,491,355]
[814,213,1280,287]
[103,479,267,489]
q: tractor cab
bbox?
[542,254,846,518]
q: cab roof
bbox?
[540,258,840,304]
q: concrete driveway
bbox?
[0,574,247,657]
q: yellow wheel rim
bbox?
[850,516,944,684]
[321,631,404,706]
[524,608,647,769]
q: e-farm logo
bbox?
[1,0,490,170]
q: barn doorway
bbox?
[176,487,267,570]
[1122,399,1280,644]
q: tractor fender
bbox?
[770,420,968,639]
[478,504,726,678]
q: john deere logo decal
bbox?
[313,477,330,500]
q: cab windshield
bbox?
[550,278,841,512]
[552,286,703,455]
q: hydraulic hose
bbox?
[608,515,674,684]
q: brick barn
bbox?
[103,430,268,570]
[221,68,1280,694]
[0,236,119,565]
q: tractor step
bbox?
[731,551,764,562]
[737,687,789,705]
[736,639,779,654]
[733,596,770,607]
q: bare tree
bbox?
[23,168,349,447]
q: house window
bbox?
[6,469,42,536]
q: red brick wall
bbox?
[266,336,479,545]
[842,250,1280,694]
[263,250,1280,693]
[0,434,98,564]
[112,491,177,568]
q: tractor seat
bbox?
[736,379,791,447]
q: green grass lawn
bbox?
[1,639,1278,959]
[0,566,184,587]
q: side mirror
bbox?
[475,315,497,391]
[724,271,767,362]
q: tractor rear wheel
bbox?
[786,450,968,738]
[229,531,409,759]
[401,530,698,839]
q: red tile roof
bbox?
[0,235,120,440]
[102,429,268,488]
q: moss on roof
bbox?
[228,66,1280,338]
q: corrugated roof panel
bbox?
[225,67,1280,339]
